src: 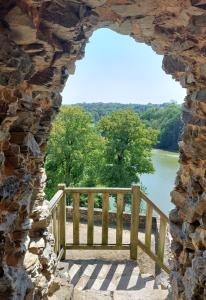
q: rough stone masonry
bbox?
[0,0,206,299]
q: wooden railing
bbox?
[49,184,169,273]
[49,184,66,261]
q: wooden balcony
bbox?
[49,184,170,274]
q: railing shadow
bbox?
[65,259,155,291]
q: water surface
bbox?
[140,149,179,215]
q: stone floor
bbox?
[66,222,158,274]
[59,222,170,299]
[51,260,169,300]
[67,259,155,291]
[72,288,169,300]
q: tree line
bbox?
[75,102,183,151]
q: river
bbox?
[110,149,179,215]
[140,149,179,215]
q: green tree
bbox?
[140,103,183,151]
[97,109,158,187]
[159,113,182,150]
[45,106,105,200]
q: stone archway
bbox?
[0,0,206,299]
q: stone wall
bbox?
[0,0,206,299]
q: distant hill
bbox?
[73,102,176,123]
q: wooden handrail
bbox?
[49,190,64,212]
[50,184,170,274]
[65,187,131,193]
[65,187,168,221]
[49,187,66,260]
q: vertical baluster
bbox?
[57,204,60,254]
[102,192,109,245]
[56,207,59,254]
[87,193,94,245]
[60,192,66,259]
[51,211,54,235]
[73,192,80,245]
[157,216,167,263]
[51,211,54,251]
[116,193,124,246]
[130,185,140,260]
[53,208,58,254]
[58,184,66,260]
[145,204,153,250]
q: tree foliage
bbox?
[45,106,105,199]
[45,106,158,204]
[76,102,183,151]
[97,109,158,187]
[141,103,183,151]
[75,102,169,124]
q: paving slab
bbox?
[113,289,168,300]
[73,289,112,300]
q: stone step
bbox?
[73,288,168,300]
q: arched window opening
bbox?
[46,28,186,214]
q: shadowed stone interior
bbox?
[0,0,206,299]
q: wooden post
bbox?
[87,193,94,245]
[102,192,109,245]
[145,204,153,250]
[157,216,167,263]
[73,192,80,245]
[58,184,66,260]
[116,193,124,245]
[53,208,57,254]
[130,184,140,260]
[57,204,60,254]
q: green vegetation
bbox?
[46,102,182,207]
[140,103,183,151]
[98,109,157,187]
[74,102,169,123]
[45,106,157,204]
[76,102,183,151]
[45,106,105,200]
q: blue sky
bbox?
[62,28,186,105]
